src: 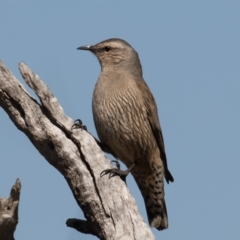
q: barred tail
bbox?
[133,167,168,230]
[146,197,168,230]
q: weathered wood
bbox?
[0,60,155,240]
[0,179,21,240]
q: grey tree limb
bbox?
[0,178,21,240]
[0,60,155,240]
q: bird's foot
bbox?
[111,160,121,170]
[71,120,114,155]
[100,162,135,182]
[71,119,87,131]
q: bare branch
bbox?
[0,60,155,239]
[0,178,21,240]
[66,218,98,237]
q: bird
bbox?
[77,38,174,230]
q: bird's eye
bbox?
[104,46,111,52]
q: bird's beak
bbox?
[77,45,94,51]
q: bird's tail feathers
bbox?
[146,197,168,230]
[133,172,168,230]
[165,169,174,183]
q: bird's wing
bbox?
[136,79,174,183]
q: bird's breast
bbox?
[92,81,155,163]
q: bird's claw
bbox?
[100,163,135,182]
[71,119,87,131]
[110,160,121,170]
[100,168,129,182]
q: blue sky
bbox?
[1,1,240,240]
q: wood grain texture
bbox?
[0,179,21,240]
[0,60,155,240]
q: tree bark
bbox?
[0,178,21,240]
[0,60,155,240]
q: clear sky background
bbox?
[0,1,240,240]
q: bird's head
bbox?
[77,38,142,75]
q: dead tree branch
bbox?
[0,60,154,239]
[0,178,21,240]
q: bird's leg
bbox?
[72,119,113,154]
[100,162,136,182]
[72,120,133,181]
